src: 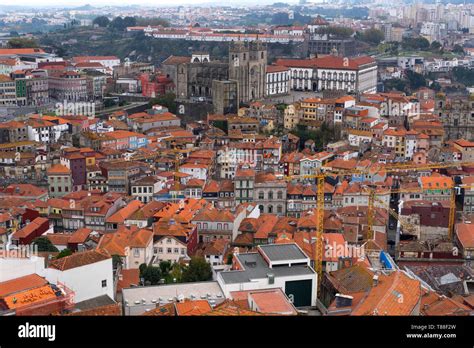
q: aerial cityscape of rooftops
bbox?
[0,0,473,318]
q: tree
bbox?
[360,28,384,45]
[159,260,172,276]
[430,41,442,51]
[148,93,177,114]
[112,254,123,269]
[110,17,124,31]
[401,37,430,51]
[453,67,474,86]
[7,38,39,49]
[226,253,233,265]
[182,257,212,282]
[122,16,137,29]
[93,16,110,27]
[139,263,148,277]
[169,263,184,283]
[135,17,170,27]
[32,237,58,252]
[406,70,426,90]
[316,26,354,39]
[56,248,72,259]
[452,44,464,54]
[142,266,162,285]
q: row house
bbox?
[280,151,304,176]
[60,148,87,191]
[283,104,302,130]
[253,172,287,216]
[265,65,290,96]
[299,152,334,177]
[287,182,335,217]
[382,128,419,160]
[192,206,235,243]
[48,71,88,102]
[103,130,148,150]
[0,74,16,106]
[100,161,149,194]
[128,110,181,132]
[131,176,165,203]
[202,179,235,209]
[98,225,154,270]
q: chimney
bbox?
[373,274,379,287]
[335,294,353,308]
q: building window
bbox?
[174,248,179,253]
[167,248,172,253]
[101,280,107,288]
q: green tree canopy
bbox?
[159,260,172,276]
[135,17,170,27]
[93,16,110,27]
[142,266,162,285]
[7,37,39,48]
[316,26,354,39]
[401,36,430,51]
[56,248,72,259]
[32,237,59,252]
[430,41,442,51]
[406,70,426,90]
[359,28,384,45]
[149,93,177,114]
[182,257,212,283]
[453,67,474,86]
[452,44,464,54]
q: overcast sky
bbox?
[1,0,239,6]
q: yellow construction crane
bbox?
[284,160,474,296]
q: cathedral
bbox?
[162,41,268,110]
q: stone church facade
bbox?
[162,41,267,108]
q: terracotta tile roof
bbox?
[143,303,176,316]
[175,300,213,316]
[117,269,140,293]
[0,274,48,298]
[3,285,57,310]
[1,184,47,199]
[46,233,71,246]
[267,65,289,73]
[13,217,49,239]
[49,249,111,271]
[328,263,374,293]
[231,288,297,315]
[421,294,471,316]
[0,48,45,55]
[99,226,153,255]
[352,272,421,316]
[106,200,143,224]
[204,300,265,316]
[456,223,474,249]
[68,228,93,244]
[162,55,191,65]
[419,176,453,190]
[193,206,234,223]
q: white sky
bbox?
[1,0,224,6]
